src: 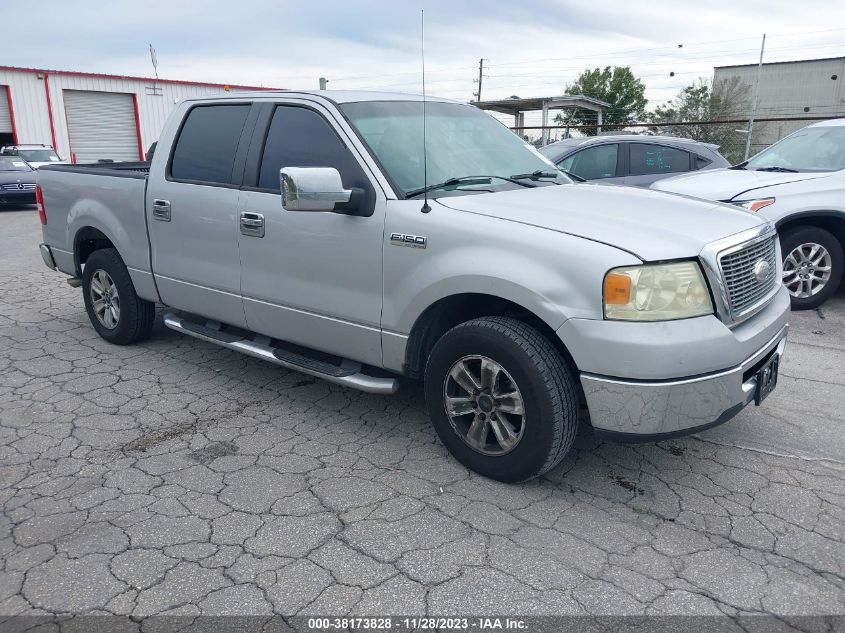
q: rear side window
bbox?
[258,106,366,191]
[629,143,691,176]
[170,105,250,184]
[695,155,712,170]
[558,144,619,180]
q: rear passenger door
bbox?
[236,101,386,367]
[146,102,258,327]
[557,143,623,183]
[623,142,693,187]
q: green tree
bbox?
[647,76,752,163]
[554,66,647,136]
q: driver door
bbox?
[236,102,386,366]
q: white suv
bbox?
[0,144,65,169]
[653,119,845,310]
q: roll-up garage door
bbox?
[0,88,13,135]
[63,90,139,163]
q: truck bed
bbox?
[38,161,153,288]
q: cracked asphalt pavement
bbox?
[1,207,844,618]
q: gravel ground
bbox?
[0,206,843,620]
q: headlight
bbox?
[604,261,713,321]
[731,198,775,212]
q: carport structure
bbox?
[474,94,610,145]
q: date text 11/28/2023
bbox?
[306,617,528,630]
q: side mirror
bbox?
[280,167,353,212]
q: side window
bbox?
[695,155,712,170]
[558,144,619,180]
[170,104,251,184]
[629,143,691,176]
[258,106,367,192]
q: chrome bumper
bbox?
[581,324,788,438]
[39,243,57,270]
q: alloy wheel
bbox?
[782,242,832,299]
[442,355,526,456]
[89,269,121,329]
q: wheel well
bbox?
[403,293,577,379]
[74,227,115,276]
[777,213,845,251]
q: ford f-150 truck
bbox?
[37,91,790,482]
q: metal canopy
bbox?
[474,94,610,145]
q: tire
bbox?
[780,225,843,310]
[424,316,579,483]
[82,248,155,345]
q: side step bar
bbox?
[163,313,399,395]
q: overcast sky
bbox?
[2,0,843,110]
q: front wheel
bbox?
[82,248,156,345]
[424,317,579,483]
[780,226,843,310]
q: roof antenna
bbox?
[420,9,431,214]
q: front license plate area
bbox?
[754,353,779,405]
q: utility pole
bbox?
[319,77,329,90]
[744,34,766,160]
[472,58,484,102]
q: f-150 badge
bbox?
[390,233,427,249]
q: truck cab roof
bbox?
[182,90,459,105]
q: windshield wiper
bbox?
[510,170,559,180]
[405,175,535,199]
[755,166,799,173]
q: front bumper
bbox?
[0,190,36,204]
[580,323,788,438]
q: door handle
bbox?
[239,211,265,238]
[152,199,171,222]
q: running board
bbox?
[163,313,399,395]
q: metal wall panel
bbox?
[0,67,273,161]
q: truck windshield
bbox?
[340,101,568,197]
[745,126,845,172]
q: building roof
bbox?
[474,94,610,115]
[715,56,845,70]
[0,65,278,91]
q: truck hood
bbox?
[651,167,830,201]
[436,183,765,261]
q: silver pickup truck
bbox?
[37,91,790,482]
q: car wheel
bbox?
[82,248,156,344]
[780,226,843,310]
[424,316,579,483]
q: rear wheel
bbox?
[82,248,155,345]
[780,226,843,310]
[424,317,579,483]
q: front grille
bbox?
[719,235,778,318]
[0,183,36,191]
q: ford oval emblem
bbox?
[752,259,771,283]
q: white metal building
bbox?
[0,66,272,163]
[713,56,845,151]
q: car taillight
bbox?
[36,185,46,225]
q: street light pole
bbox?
[744,34,766,160]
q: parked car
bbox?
[539,135,730,187]
[0,156,37,206]
[0,144,65,169]
[37,91,789,482]
[652,119,845,310]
